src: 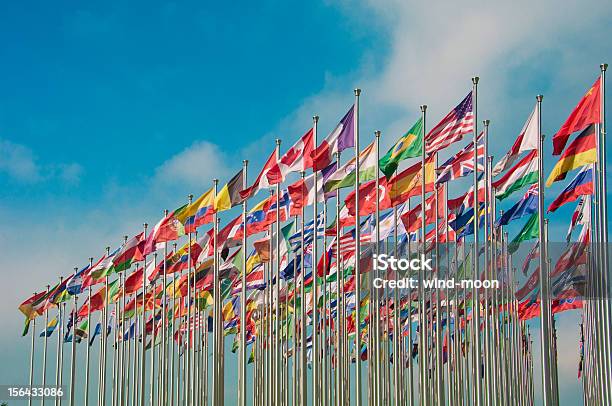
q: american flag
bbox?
[436,133,484,183]
[331,228,372,259]
[426,91,474,154]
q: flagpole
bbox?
[120,237,128,406]
[373,130,382,406]
[54,279,63,406]
[171,242,178,406]
[85,260,93,406]
[28,295,36,406]
[418,104,427,406]
[273,139,282,406]
[333,152,342,406]
[299,170,307,406]
[311,114,321,406]
[535,94,553,406]
[59,302,66,406]
[353,88,363,406]
[102,248,111,406]
[42,285,50,406]
[292,214,299,406]
[161,214,169,406]
[240,159,248,406]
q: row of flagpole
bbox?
[21,63,610,406]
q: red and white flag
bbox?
[492,104,539,176]
[311,106,355,170]
[267,128,314,185]
[240,148,279,200]
[426,92,474,154]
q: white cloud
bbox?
[0,138,83,185]
[153,140,234,190]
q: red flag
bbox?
[124,268,145,295]
[344,177,391,216]
[239,149,279,200]
[553,77,601,155]
[267,129,314,184]
[143,208,186,255]
[400,185,445,233]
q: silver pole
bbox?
[42,286,50,406]
[28,296,37,406]
[299,170,307,406]
[419,104,427,406]
[353,88,362,406]
[274,139,281,406]
[312,115,320,406]
[240,160,248,406]
[69,267,78,406]
[85,262,93,406]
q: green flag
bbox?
[379,118,423,179]
[509,213,539,254]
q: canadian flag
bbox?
[239,148,279,200]
[287,171,326,215]
[267,128,314,185]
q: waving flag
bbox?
[112,232,145,273]
[553,77,601,155]
[388,156,436,206]
[345,177,392,216]
[546,124,597,186]
[379,118,423,178]
[176,187,215,232]
[240,148,279,200]
[495,185,538,227]
[143,206,187,255]
[425,92,474,154]
[287,163,336,215]
[548,166,593,213]
[509,213,539,254]
[492,105,539,176]
[567,196,591,242]
[436,133,484,183]
[267,128,314,184]
[492,150,538,201]
[401,185,445,233]
[324,141,377,192]
[214,169,245,212]
[311,106,355,170]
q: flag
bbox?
[287,164,334,215]
[84,249,121,284]
[436,133,484,183]
[425,91,474,154]
[40,316,59,338]
[495,185,538,227]
[400,185,445,233]
[566,196,591,242]
[492,104,539,176]
[239,148,279,200]
[112,232,145,273]
[267,128,314,184]
[344,178,392,216]
[311,106,355,170]
[324,141,377,192]
[521,242,539,275]
[509,213,539,254]
[124,268,145,295]
[379,118,423,178]
[176,187,216,232]
[492,150,538,201]
[553,77,601,155]
[388,156,436,206]
[215,169,245,212]
[546,124,597,186]
[143,206,187,255]
[548,166,593,213]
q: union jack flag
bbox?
[436,132,484,183]
[426,91,474,154]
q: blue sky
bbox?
[1,1,611,404]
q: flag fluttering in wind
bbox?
[553,77,601,155]
[311,106,355,170]
[436,133,484,183]
[176,187,216,233]
[495,185,538,227]
[425,91,474,154]
[492,150,538,201]
[379,118,422,178]
[215,169,245,212]
[492,105,539,176]
[509,213,539,254]
[240,149,279,200]
[548,166,594,213]
[546,124,597,186]
[143,206,187,255]
[267,128,314,184]
[324,141,377,192]
[388,156,436,206]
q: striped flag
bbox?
[436,132,484,183]
[425,91,474,154]
[492,150,538,201]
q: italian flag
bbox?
[493,149,538,201]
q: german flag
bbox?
[547,124,597,186]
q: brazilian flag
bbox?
[379,118,423,179]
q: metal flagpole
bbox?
[482,119,493,406]
[42,286,50,406]
[333,153,342,406]
[162,213,169,406]
[299,170,307,406]
[85,261,93,406]
[353,88,363,406]
[292,216,299,406]
[59,302,66,406]
[55,279,63,406]
[211,184,220,406]
[102,248,111,406]
[418,104,427,406]
[240,160,248,406]
[149,275,157,406]
[140,224,148,406]
[374,130,382,406]
[171,242,178,406]
[535,94,553,405]
[69,267,78,406]
[274,139,282,406]
[312,115,320,406]
[471,76,483,406]
[28,296,36,406]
